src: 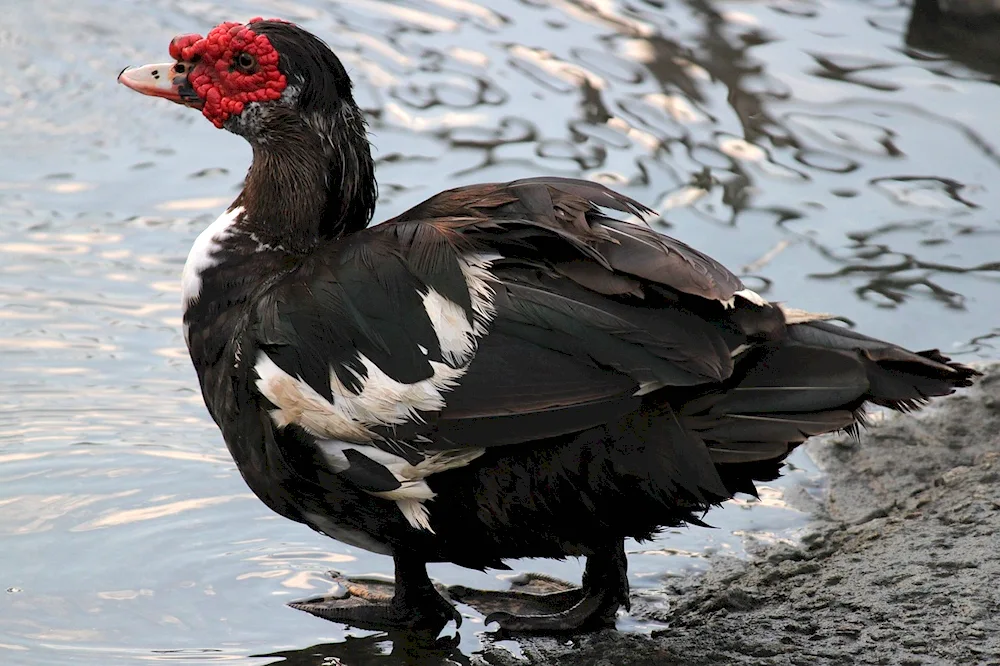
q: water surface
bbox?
[2,0,998,663]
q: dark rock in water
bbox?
[906,0,1000,79]
[937,0,1000,16]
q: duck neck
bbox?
[236,105,377,253]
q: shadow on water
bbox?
[2,0,1000,663]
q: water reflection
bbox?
[255,634,470,666]
[2,0,999,663]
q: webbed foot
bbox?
[448,572,585,616]
[451,573,621,633]
[450,540,631,633]
[289,572,461,633]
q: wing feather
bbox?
[249,176,780,489]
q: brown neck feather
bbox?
[235,105,377,253]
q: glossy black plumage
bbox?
[124,19,979,634]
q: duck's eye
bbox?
[234,52,258,74]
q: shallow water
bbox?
[1,0,998,663]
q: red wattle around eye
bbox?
[169,33,205,61]
[167,19,287,128]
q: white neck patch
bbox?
[181,206,244,310]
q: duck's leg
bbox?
[449,539,630,633]
[289,554,461,633]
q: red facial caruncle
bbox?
[168,18,288,128]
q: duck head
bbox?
[119,18,355,136]
[119,18,376,244]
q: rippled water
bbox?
[2,0,998,663]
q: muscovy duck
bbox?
[119,18,978,633]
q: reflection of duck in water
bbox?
[907,0,1000,78]
[256,633,463,666]
[119,18,979,634]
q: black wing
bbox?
[247,177,771,455]
[245,175,976,509]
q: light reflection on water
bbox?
[2,0,998,662]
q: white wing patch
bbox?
[317,441,485,531]
[730,343,753,358]
[182,205,243,310]
[460,253,499,335]
[420,253,498,366]
[254,352,465,441]
[722,287,769,309]
[255,251,499,439]
[779,304,836,325]
[329,355,467,433]
[422,288,477,365]
[634,380,665,396]
[253,252,499,531]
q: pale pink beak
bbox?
[118,62,203,109]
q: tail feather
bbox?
[707,345,869,414]
[704,441,789,465]
[788,320,978,408]
[692,410,858,445]
[858,349,977,411]
[681,321,979,467]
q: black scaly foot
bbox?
[448,572,585,616]
[450,539,630,633]
[289,555,461,633]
